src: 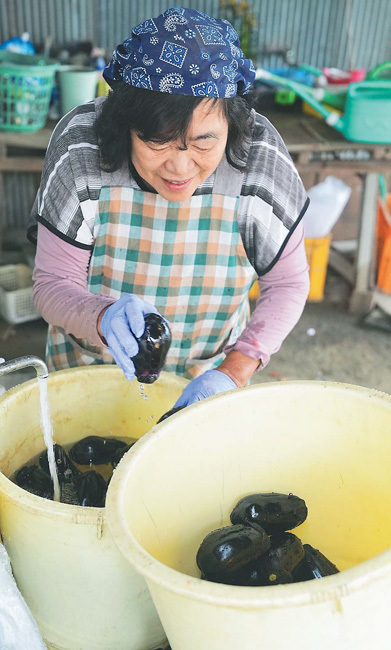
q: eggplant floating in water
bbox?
[196,524,270,578]
[39,444,80,505]
[132,313,172,384]
[111,444,133,469]
[14,465,54,500]
[292,544,340,582]
[39,443,80,481]
[230,492,308,534]
[75,470,107,507]
[157,406,186,424]
[69,436,129,466]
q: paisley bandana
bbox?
[103,7,256,97]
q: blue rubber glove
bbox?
[173,369,237,408]
[100,294,159,381]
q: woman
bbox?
[28,7,309,407]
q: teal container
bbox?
[0,51,58,132]
[343,81,391,142]
[58,66,98,117]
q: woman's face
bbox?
[130,100,229,201]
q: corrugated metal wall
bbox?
[2,0,390,68]
[1,0,391,232]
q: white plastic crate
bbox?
[0,264,40,324]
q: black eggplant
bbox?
[75,470,107,507]
[14,465,54,500]
[255,532,304,586]
[204,532,304,587]
[132,313,172,384]
[39,443,80,481]
[202,558,271,586]
[268,532,305,573]
[157,406,186,424]
[292,544,340,582]
[196,524,270,577]
[230,492,308,534]
[69,435,129,466]
[111,444,133,469]
[39,444,81,505]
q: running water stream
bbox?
[37,377,60,501]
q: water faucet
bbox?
[0,355,49,380]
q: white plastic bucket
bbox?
[107,381,391,650]
[0,365,187,650]
[58,66,98,115]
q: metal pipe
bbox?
[0,355,49,380]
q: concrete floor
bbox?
[1,269,391,395]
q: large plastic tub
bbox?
[107,381,391,650]
[0,365,187,650]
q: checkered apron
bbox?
[46,159,256,379]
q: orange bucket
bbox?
[376,196,391,294]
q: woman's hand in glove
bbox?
[173,369,237,408]
[98,294,159,381]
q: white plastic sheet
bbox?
[0,544,46,650]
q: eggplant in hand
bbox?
[132,313,172,384]
[230,492,308,534]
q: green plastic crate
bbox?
[0,51,58,132]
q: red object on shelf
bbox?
[322,67,366,84]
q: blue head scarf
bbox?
[103,7,255,98]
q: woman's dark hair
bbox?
[94,83,252,173]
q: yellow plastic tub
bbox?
[107,381,391,650]
[0,365,187,650]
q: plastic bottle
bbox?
[302,176,352,238]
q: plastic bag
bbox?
[302,176,351,238]
[0,33,35,54]
[0,544,46,649]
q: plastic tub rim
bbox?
[106,380,391,610]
